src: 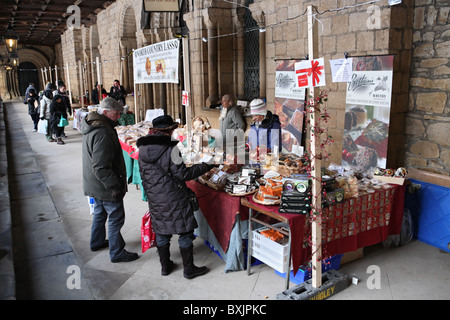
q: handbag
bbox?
[152,160,200,211]
[141,210,156,253]
[58,116,69,127]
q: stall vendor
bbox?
[247,98,282,153]
[219,94,246,151]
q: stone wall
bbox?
[406,0,450,176]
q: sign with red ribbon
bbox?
[295,58,326,88]
[182,90,189,106]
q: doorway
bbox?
[18,62,40,95]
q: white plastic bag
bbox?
[37,119,48,134]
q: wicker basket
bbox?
[192,116,211,130]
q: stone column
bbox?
[203,9,220,107]
[232,7,246,100]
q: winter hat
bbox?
[152,115,179,131]
[100,96,123,112]
[250,99,267,116]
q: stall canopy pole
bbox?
[65,63,73,105]
[182,36,192,152]
[308,5,322,289]
[134,82,138,123]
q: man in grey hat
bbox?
[81,97,139,263]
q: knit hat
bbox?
[100,96,123,112]
[250,99,267,116]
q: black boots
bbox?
[180,245,208,279]
[157,244,174,276]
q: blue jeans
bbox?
[91,199,126,261]
[156,231,195,249]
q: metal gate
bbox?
[243,0,259,101]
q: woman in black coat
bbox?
[49,94,68,145]
[137,115,214,279]
[25,88,39,132]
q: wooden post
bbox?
[134,82,138,123]
[41,68,45,89]
[308,5,322,289]
[182,36,192,152]
[78,60,84,108]
[96,56,102,101]
[66,62,73,105]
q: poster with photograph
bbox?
[133,39,180,84]
[274,60,306,154]
[342,55,394,169]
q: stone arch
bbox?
[17,48,50,92]
[118,3,138,92]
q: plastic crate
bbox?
[251,223,290,273]
[275,254,343,285]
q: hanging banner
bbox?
[274,60,306,154]
[133,39,180,84]
[342,55,394,170]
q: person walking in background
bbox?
[39,89,54,142]
[81,97,139,263]
[137,115,214,278]
[56,83,72,138]
[25,88,40,132]
[49,95,68,145]
[91,82,107,105]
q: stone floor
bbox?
[3,99,450,302]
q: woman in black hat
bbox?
[137,115,215,279]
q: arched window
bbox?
[243,0,259,100]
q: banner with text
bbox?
[133,39,180,84]
[274,60,306,154]
[342,55,394,170]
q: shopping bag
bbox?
[141,210,156,253]
[37,119,48,134]
[58,116,69,127]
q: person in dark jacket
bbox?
[109,79,126,106]
[91,82,107,105]
[137,115,214,279]
[81,97,138,263]
[25,88,40,132]
[56,84,72,138]
[49,95,67,145]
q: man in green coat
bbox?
[81,97,138,263]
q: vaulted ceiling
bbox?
[1,0,116,46]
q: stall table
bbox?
[188,180,405,286]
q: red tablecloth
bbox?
[187,181,248,252]
[120,140,139,160]
[188,180,405,274]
